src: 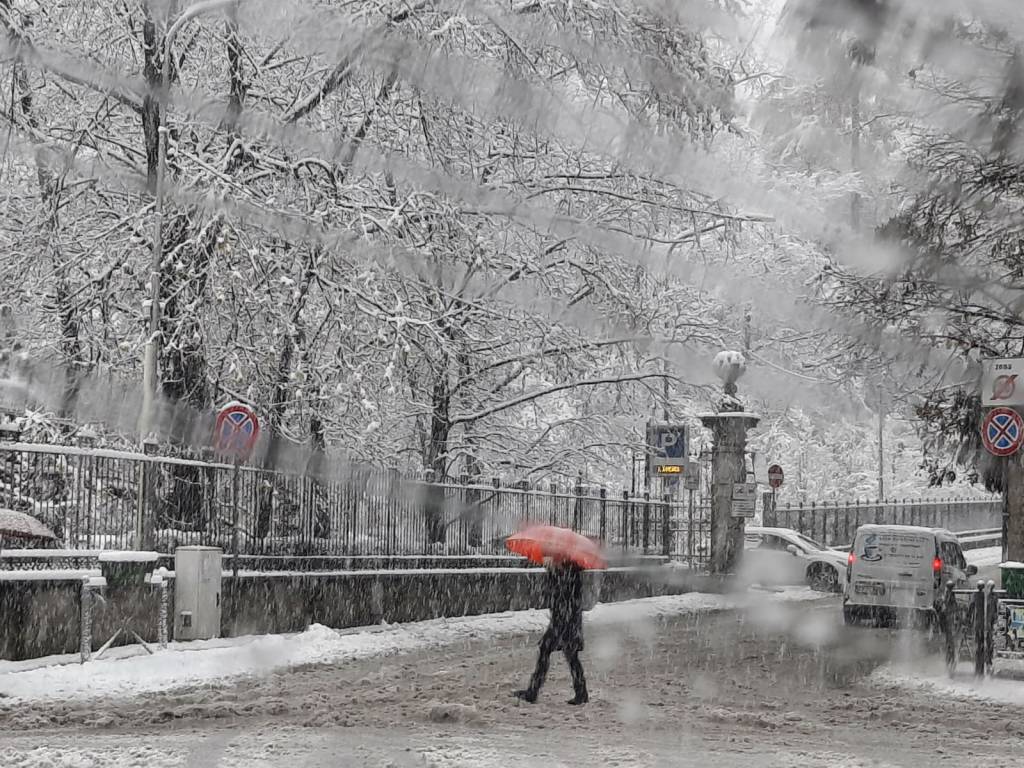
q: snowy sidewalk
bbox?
[0,587,825,703]
[872,662,1024,707]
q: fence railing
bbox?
[0,443,698,564]
[766,498,1003,549]
[0,441,1000,567]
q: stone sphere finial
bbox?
[712,351,746,387]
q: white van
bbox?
[844,525,977,628]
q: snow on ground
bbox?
[966,546,1006,569]
[0,587,825,703]
[873,660,1024,706]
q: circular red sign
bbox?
[981,407,1024,457]
[767,464,784,489]
[214,402,260,459]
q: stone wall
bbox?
[0,565,725,661]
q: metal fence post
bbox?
[573,473,583,531]
[642,491,651,554]
[973,582,986,677]
[231,457,241,580]
[797,501,805,537]
[687,486,695,566]
[621,490,629,551]
[135,437,159,551]
[599,488,607,543]
[201,447,216,535]
[662,493,671,558]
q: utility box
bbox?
[174,546,223,641]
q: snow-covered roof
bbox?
[853,524,954,537]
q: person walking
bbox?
[514,558,589,705]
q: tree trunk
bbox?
[423,375,451,545]
[5,7,86,426]
[141,0,163,193]
[256,248,317,543]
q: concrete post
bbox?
[700,351,760,575]
[79,581,93,663]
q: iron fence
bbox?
[0,443,704,565]
[0,442,1000,566]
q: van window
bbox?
[940,541,967,570]
[855,530,932,565]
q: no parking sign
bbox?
[981,407,1024,457]
[213,401,260,461]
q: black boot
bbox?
[566,650,588,705]
[513,689,538,704]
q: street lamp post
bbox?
[141,0,238,440]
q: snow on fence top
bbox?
[1,550,105,558]
[0,569,100,581]
[97,551,160,563]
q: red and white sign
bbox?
[983,358,1024,407]
[214,401,260,460]
[981,407,1024,457]
[767,464,784,489]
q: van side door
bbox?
[940,541,969,588]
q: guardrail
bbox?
[829,528,1002,552]
[768,497,1002,549]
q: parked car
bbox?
[843,524,977,629]
[742,527,849,592]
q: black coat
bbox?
[542,565,584,653]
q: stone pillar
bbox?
[700,351,760,576]
[701,412,760,574]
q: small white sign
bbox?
[982,358,1024,407]
[731,482,757,518]
[683,461,700,491]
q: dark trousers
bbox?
[527,628,587,698]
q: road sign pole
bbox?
[979,404,1024,561]
[231,456,241,581]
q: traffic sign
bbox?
[646,423,688,476]
[731,482,757,518]
[214,401,260,460]
[983,358,1024,407]
[767,464,784,490]
[981,407,1024,457]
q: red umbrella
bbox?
[505,524,607,570]
[0,509,57,541]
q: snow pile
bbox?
[0,587,824,703]
[872,662,1024,706]
[427,701,482,723]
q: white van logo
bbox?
[861,534,883,562]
